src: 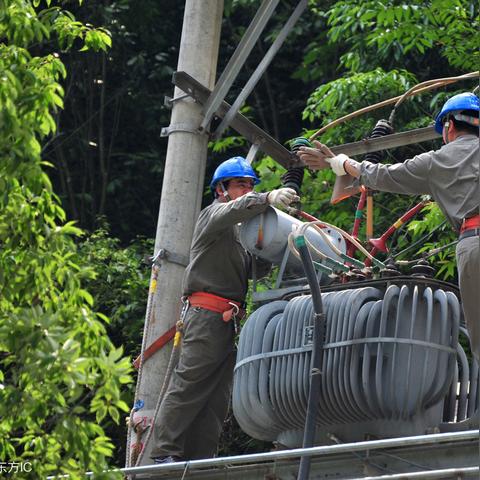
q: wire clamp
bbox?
[158,248,189,267]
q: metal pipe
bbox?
[119,430,479,476]
[349,466,479,479]
[295,235,326,480]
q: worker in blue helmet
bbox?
[209,156,260,197]
[151,157,299,464]
[298,92,479,368]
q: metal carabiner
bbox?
[180,296,190,321]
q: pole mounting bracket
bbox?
[147,248,189,267]
[160,123,200,137]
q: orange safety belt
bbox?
[188,291,246,322]
[133,326,176,370]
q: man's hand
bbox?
[298,140,334,170]
[267,188,300,208]
[299,140,350,176]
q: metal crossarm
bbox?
[199,0,280,132]
[174,71,296,168]
[213,0,309,140]
[330,125,440,157]
[174,73,441,170]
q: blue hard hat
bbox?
[209,156,260,193]
[434,92,480,134]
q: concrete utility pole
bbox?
[127,0,224,466]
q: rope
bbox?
[288,208,386,269]
[303,219,386,268]
[132,318,185,467]
[125,264,160,469]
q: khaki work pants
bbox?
[151,306,236,460]
[456,235,480,361]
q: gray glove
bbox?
[267,188,300,208]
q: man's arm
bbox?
[200,192,270,236]
[299,141,433,196]
[201,188,299,236]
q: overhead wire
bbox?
[301,72,478,268]
[308,71,479,140]
[390,220,448,260]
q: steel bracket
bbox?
[160,123,199,137]
[163,93,191,109]
[146,248,189,267]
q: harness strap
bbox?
[188,291,246,322]
[133,326,176,369]
[460,214,480,234]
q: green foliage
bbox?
[74,228,152,466]
[326,0,479,70]
[303,68,417,126]
[407,203,457,280]
[42,0,185,240]
[0,1,130,478]
[76,227,151,357]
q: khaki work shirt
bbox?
[359,134,479,232]
[182,191,270,302]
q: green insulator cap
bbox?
[291,137,312,152]
[294,235,306,247]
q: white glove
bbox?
[325,153,349,176]
[267,188,300,208]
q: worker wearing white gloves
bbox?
[151,156,300,464]
[298,92,480,370]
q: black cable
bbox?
[391,220,448,260]
[295,236,326,480]
[397,240,458,265]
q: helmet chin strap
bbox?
[442,120,450,144]
[220,182,231,202]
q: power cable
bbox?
[308,71,479,140]
[396,240,458,266]
[390,220,448,260]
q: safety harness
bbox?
[459,214,480,241]
[187,291,246,323]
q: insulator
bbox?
[364,119,394,164]
[281,167,304,194]
[290,136,312,153]
[380,259,402,277]
[411,259,436,278]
